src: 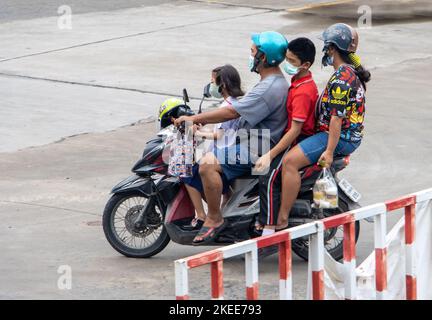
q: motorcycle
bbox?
[102,87,362,261]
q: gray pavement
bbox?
[0,0,176,23]
[0,0,431,299]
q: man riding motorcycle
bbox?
[174,31,289,245]
[102,28,363,262]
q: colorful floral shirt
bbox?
[316,65,366,143]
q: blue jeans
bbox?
[298,132,361,164]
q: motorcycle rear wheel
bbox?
[291,200,360,261]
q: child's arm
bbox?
[270,121,303,159]
[193,123,218,140]
[195,130,217,140]
[213,128,223,140]
[254,121,303,172]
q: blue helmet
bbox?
[251,31,288,66]
[320,23,359,53]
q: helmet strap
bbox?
[252,50,265,73]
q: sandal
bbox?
[275,225,289,232]
[183,218,205,231]
[192,220,227,245]
[251,221,264,238]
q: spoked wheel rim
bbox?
[291,196,361,261]
[292,225,344,256]
[323,225,344,252]
[110,196,164,250]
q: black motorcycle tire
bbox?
[291,200,360,261]
[103,192,171,258]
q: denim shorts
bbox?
[182,143,253,192]
[298,132,361,164]
[214,143,253,182]
[181,163,231,194]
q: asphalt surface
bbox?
[0,0,431,299]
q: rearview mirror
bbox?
[203,83,211,98]
[183,88,190,104]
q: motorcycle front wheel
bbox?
[102,192,170,258]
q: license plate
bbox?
[338,178,361,203]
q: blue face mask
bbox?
[283,61,300,75]
[209,82,223,99]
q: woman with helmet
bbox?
[181,64,245,231]
[275,23,371,231]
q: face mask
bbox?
[283,61,300,75]
[248,55,255,72]
[322,50,334,67]
[209,82,223,99]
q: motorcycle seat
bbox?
[231,155,349,181]
[235,173,254,180]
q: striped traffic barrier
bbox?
[174,188,432,300]
[175,223,318,300]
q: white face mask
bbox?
[283,61,300,75]
[209,82,223,99]
[248,55,255,72]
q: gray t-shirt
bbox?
[231,74,288,159]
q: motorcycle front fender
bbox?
[111,174,154,196]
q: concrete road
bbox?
[0,0,176,23]
[0,0,431,299]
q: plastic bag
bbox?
[313,168,338,209]
[168,126,194,178]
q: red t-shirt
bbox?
[285,72,318,140]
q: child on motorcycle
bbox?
[182,64,245,230]
[254,37,318,237]
[276,23,371,231]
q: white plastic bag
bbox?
[168,127,194,178]
[313,168,338,209]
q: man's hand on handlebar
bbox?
[173,115,194,128]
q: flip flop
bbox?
[251,221,264,238]
[182,218,205,231]
[275,225,289,232]
[192,220,227,245]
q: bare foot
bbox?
[202,218,224,229]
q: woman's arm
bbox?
[318,115,342,167]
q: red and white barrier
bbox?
[174,188,432,300]
[374,207,387,299]
[324,188,432,299]
[385,195,417,299]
